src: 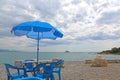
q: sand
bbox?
[1,61,120,80]
[62,61,120,80]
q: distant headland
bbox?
[98,47,120,54]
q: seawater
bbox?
[0,51,120,64]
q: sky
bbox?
[0,0,120,52]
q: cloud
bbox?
[0,0,120,52]
[96,8,120,25]
[30,0,61,19]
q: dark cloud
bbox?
[72,14,84,22]
[96,9,120,25]
[30,40,69,47]
[76,31,120,40]
[56,22,68,28]
[85,0,98,5]
[89,32,119,40]
[0,31,11,38]
[71,0,82,5]
[30,0,61,19]
[114,28,120,36]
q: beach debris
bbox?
[91,54,108,67]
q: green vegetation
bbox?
[98,47,120,54]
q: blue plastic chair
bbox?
[43,62,56,80]
[52,59,64,80]
[33,63,45,78]
[33,63,55,80]
[22,60,34,73]
[5,64,28,80]
[24,63,34,72]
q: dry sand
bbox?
[1,61,120,80]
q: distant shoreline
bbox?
[98,47,120,55]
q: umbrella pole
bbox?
[37,32,40,64]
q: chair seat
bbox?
[34,73,43,78]
[25,68,33,72]
[14,77,44,80]
[53,68,60,72]
[11,73,25,78]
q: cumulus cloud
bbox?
[96,9,120,25]
[0,0,120,52]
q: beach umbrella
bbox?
[11,21,63,64]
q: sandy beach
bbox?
[1,61,120,80]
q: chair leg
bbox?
[48,74,54,80]
[7,76,10,80]
[51,74,55,80]
[58,73,61,80]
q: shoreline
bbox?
[1,61,120,80]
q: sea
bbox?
[0,51,120,65]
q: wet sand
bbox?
[1,61,120,80]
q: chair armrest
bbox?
[5,64,28,78]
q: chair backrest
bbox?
[23,60,34,72]
[33,63,46,76]
[43,62,56,79]
[33,62,56,79]
[25,63,33,70]
[44,62,56,73]
[5,64,27,80]
[5,64,18,76]
[55,59,64,69]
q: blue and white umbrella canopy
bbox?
[11,21,63,64]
